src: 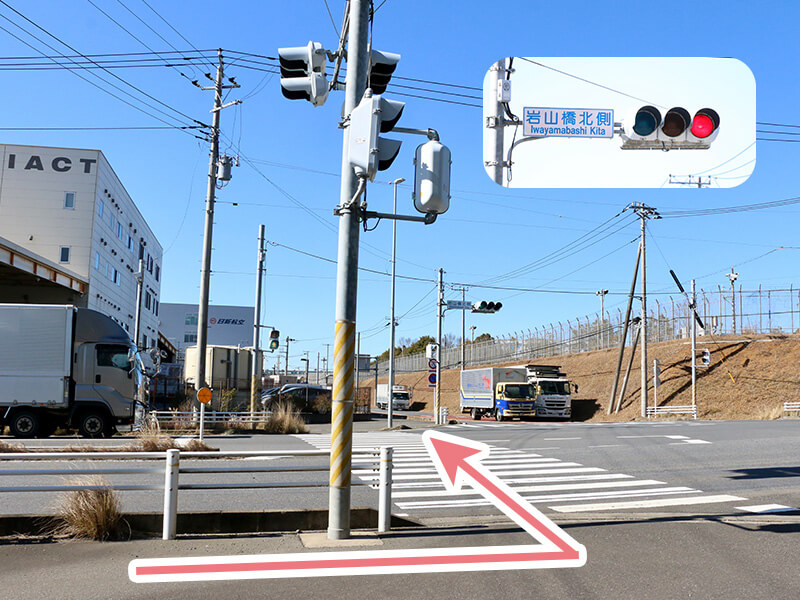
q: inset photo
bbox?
[483,57,755,188]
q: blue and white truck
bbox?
[460,367,536,421]
[525,364,571,419]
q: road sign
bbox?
[128,431,585,582]
[446,300,472,310]
[523,107,614,138]
[197,388,212,404]
[428,358,438,388]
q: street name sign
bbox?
[523,107,614,138]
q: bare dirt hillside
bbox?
[366,334,800,421]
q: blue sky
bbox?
[1,0,799,371]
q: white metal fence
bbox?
[0,448,393,539]
[378,286,800,374]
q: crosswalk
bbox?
[296,430,745,516]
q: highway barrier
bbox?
[0,448,393,540]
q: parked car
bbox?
[261,383,332,414]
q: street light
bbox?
[469,325,476,367]
[596,289,608,349]
[387,177,405,429]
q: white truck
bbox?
[525,364,572,419]
[0,305,146,438]
[460,367,536,421]
[376,384,412,410]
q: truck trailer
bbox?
[376,384,412,410]
[460,367,536,421]
[0,304,145,438]
[525,364,572,419]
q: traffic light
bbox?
[471,301,502,314]
[269,329,280,352]
[621,105,720,150]
[348,90,405,181]
[278,41,329,107]
[413,139,452,215]
[368,50,401,94]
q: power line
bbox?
[138,0,216,70]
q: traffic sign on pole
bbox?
[523,107,614,138]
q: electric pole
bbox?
[329,0,369,541]
[454,286,468,371]
[629,203,659,418]
[134,258,144,350]
[596,289,608,350]
[691,279,697,407]
[727,268,739,334]
[194,49,239,392]
[250,224,266,415]
[434,268,444,424]
[387,177,404,429]
[284,336,295,379]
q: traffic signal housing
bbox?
[348,90,405,181]
[269,329,280,352]
[621,105,720,149]
[278,41,329,107]
[413,139,452,215]
[471,301,502,314]
[368,50,401,94]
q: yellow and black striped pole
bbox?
[328,0,369,541]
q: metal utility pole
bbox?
[434,268,444,424]
[329,0,369,541]
[194,49,239,392]
[250,224,266,415]
[596,289,608,350]
[691,279,697,407]
[284,337,295,379]
[387,177,405,429]
[134,259,144,349]
[608,242,642,414]
[727,268,739,334]
[630,203,659,418]
[302,352,310,406]
[486,59,506,185]
[316,352,320,384]
[455,286,468,371]
[324,343,330,385]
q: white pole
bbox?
[388,177,404,429]
[378,446,393,533]
[691,279,697,408]
[162,449,180,540]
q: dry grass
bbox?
[755,403,784,420]
[0,439,28,453]
[259,402,308,434]
[49,476,129,541]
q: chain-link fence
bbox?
[377,286,800,375]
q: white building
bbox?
[159,303,254,361]
[0,143,162,348]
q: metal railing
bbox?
[150,410,273,427]
[0,448,393,539]
[646,405,697,419]
[784,401,800,414]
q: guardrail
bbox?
[784,401,800,414]
[150,410,273,427]
[646,405,698,419]
[0,448,393,539]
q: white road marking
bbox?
[393,479,666,499]
[736,504,798,514]
[551,494,746,513]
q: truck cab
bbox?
[494,382,536,421]
[526,364,572,419]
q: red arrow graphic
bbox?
[129,431,585,583]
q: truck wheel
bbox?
[495,408,504,422]
[78,411,112,438]
[471,408,481,421]
[9,410,40,438]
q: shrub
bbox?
[261,402,308,434]
[50,476,128,541]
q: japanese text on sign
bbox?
[522,107,614,138]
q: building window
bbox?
[94,252,100,270]
[59,246,70,263]
[127,234,134,251]
[184,333,197,343]
[144,291,151,310]
[155,264,160,282]
[113,268,120,286]
[143,334,148,348]
[185,314,198,326]
[109,213,115,229]
[117,222,123,239]
[64,192,75,209]
[98,199,104,217]
[138,242,144,260]
[147,253,153,273]
[154,300,159,316]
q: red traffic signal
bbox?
[622,106,720,149]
